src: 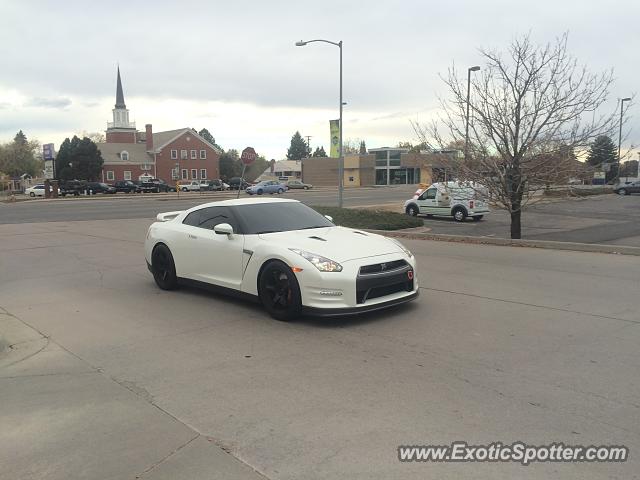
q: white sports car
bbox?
[145,198,418,320]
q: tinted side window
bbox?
[183,207,238,231]
[182,210,201,227]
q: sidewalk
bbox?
[0,307,267,480]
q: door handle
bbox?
[188,234,197,239]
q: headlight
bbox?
[388,238,413,258]
[289,248,343,272]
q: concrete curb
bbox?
[366,229,640,256]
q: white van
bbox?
[404,181,489,222]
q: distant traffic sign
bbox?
[241,147,257,166]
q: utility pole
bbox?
[305,135,312,157]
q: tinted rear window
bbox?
[232,202,333,235]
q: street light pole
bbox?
[464,66,480,161]
[617,97,632,182]
[296,38,344,207]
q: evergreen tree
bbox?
[286,131,308,160]
[312,146,327,157]
[198,128,215,145]
[219,149,242,180]
[587,135,618,182]
[359,140,367,154]
[587,136,617,167]
[14,130,27,145]
[55,136,104,181]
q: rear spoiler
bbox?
[156,211,183,222]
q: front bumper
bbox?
[302,290,418,317]
[296,253,418,311]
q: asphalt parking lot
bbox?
[1,217,639,479]
[3,188,638,246]
[420,194,640,247]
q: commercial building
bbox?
[301,148,455,187]
[256,159,302,182]
[98,68,221,183]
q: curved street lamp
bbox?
[617,97,632,182]
[296,39,344,207]
[464,66,481,161]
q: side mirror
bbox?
[324,215,333,222]
[214,223,233,235]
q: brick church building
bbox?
[98,68,221,183]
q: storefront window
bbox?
[375,169,388,185]
[389,150,401,166]
[389,169,407,184]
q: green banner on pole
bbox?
[329,119,340,158]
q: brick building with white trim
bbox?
[98,68,221,183]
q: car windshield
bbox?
[232,202,334,235]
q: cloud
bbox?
[25,97,72,109]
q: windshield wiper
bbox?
[299,225,329,230]
[255,230,279,234]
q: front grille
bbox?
[356,262,414,304]
[359,259,408,275]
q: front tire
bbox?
[618,189,628,196]
[453,207,467,222]
[151,244,179,290]
[303,186,309,190]
[258,260,302,321]
[278,188,284,194]
[405,204,419,216]
[182,187,188,192]
[29,192,35,197]
[257,189,263,195]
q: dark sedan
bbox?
[87,182,116,194]
[113,180,140,193]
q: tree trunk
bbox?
[510,210,522,239]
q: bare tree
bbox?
[414,33,628,238]
[77,131,106,144]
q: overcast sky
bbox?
[0,0,637,159]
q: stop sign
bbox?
[241,147,257,166]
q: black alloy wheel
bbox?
[259,261,302,321]
[152,244,179,290]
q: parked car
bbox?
[178,181,201,192]
[246,180,287,195]
[228,177,249,190]
[87,182,117,194]
[113,180,140,193]
[404,181,489,222]
[203,179,228,191]
[25,184,60,197]
[614,181,640,196]
[140,178,173,192]
[59,180,86,197]
[145,198,418,320]
[286,179,313,190]
[131,180,156,193]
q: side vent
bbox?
[308,236,327,241]
[353,231,368,236]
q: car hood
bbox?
[258,226,404,263]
